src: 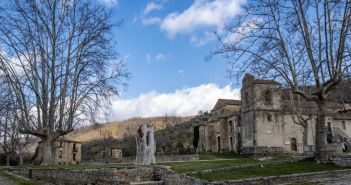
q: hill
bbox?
[68,116,193,143]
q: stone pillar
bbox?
[135,124,156,165]
[220,118,229,152]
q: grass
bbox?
[0,170,42,185]
[158,157,259,173]
[198,153,243,160]
[158,154,293,173]
[29,163,133,170]
[191,159,347,182]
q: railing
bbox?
[333,127,351,145]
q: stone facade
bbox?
[197,74,351,155]
[197,99,241,153]
[96,148,123,159]
[36,137,82,164]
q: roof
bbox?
[38,137,82,144]
[56,137,82,143]
[212,99,241,111]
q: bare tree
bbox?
[211,0,351,158]
[0,79,31,166]
[0,0,129,164]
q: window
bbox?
[59,142,63,147]
[73,143,77,152]
[267,115,272,121]
[342,121,346,130]
[264,90,272,105]
[59,151,62,158]
[229,121,233,132]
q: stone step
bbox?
[130,181,164,185]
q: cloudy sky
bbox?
[97,0,245,121]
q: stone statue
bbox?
[135,124,156,165]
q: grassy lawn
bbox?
[198,153,242,160]
[29,163,134,170]
[191,159,347,182]
[0,170,42,185]
[158,157,259,173]
[158,154,293,173]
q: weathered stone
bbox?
[136,124,156,165]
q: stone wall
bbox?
[211,169,351,185]
[321,155,351,167]
[155,167,209,185]
[241,146,284,155]
[95,154,199,163]
[12,167,155,185]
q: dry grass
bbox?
[68,116,193,142]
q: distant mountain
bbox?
[68,116,194,143]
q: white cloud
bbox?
[110,84,240,121]
[143,2,163,15]
[160,0,245,38]
[146,53,167,63]
[97,0,118,7]
[178,69,185,75]
[155,53,166,61]
[142,17,162,26]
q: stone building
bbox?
[197,74,351,155]
[95,147,123,159]
[36,137,82,164]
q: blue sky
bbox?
[97,0,245,120]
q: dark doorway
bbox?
[237,133,242,153]
[230,136,233,150]
[73,153,76,161]
[217,136,221,152]
[291,138,297,151]
[327,122,333,143]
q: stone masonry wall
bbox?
[211,169,351,185]
[12,167,155,185]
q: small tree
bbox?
[211,0,351,158]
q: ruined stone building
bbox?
[196,74,351,155]
[93,147,123,159]
[36,137,82,164]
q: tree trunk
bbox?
[302,124,310,154]
[41,138,55,165]
[315,100,327,158]
[19,145,24,166]
[6,155,10,166]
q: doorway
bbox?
[217,136,221,152]
[290,138,297,151]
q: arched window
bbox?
[264,90,272,105]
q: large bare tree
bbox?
[0,0,128,164]
[211,0,351,158]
